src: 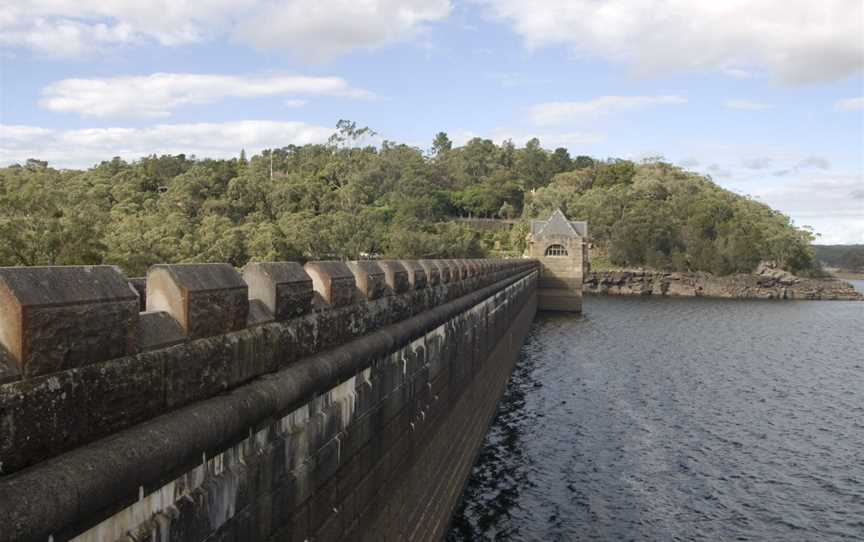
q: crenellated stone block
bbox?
[399,260,427,290]
[139,311,186,351]
[462,259,474,278]
[304,261,356,307]
[247,299,275,326]
[0,266,140,378]
[377,260,409,293]
[434,260,453,283]
[146,263,248,339]
[346,261,387,300]
[463,259,479,277]
[243,262,313,320]
[417,260,441,286]
[450,260,468,280]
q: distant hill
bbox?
[529,160,817,276]
[0,124,820,277]
[813,245,864,272]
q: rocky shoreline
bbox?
[584,263,863,301]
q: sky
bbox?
[0,0,862,244]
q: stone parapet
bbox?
[304,261,356,307]
[449,259,467,280]
[377,260,410,294]
[0,257,539,542]
[244,262,313,320]
[138,310,186,351]
[346,261,387,300]
[0,265,139,378]
[462,259,479,277]
[417,260,441,286]
[146,263,248,339]
[0,258,538,480]
[433,259,454,283]
[400,260,428,290]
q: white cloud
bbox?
[0,0,450,60]
[475,0,864,84]
[742,157,773,170]
[528,95,686,125]
[671,142,859,242]
[0,125,54,142]
[750,173,864,244]
[796,156,831,170]
[0,121,333,169]
[0,1,242,56]
[233,0,451,61]
[0,17,138,57]
[707,164,732,179]
[774,156,833,176]
[725,99,774,111]
[40,73,371,118]
[719,67,762,80]
[283,99,309,108]
[835,96,864,111]
[486,72,552,88]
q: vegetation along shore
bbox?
[1,121,852,302]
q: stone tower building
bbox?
[527,209,587,312]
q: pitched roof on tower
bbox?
[540,209,577,236]
[530,209,587,238]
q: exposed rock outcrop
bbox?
[584,262,862,300]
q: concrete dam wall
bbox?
[0,258,539,542]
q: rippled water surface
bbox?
[448,296,864,541]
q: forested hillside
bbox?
[813,245,864,271]
[0,121,817,276]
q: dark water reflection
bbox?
[448,296,864,541]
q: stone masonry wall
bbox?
[0,258,538,542]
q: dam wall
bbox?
[0,257,538,542]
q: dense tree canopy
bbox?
[813,245,864,271]
[528,160,817,274]
[0,122,818,276]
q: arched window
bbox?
[544,244,568,257]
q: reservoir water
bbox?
[448,295,864,541]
